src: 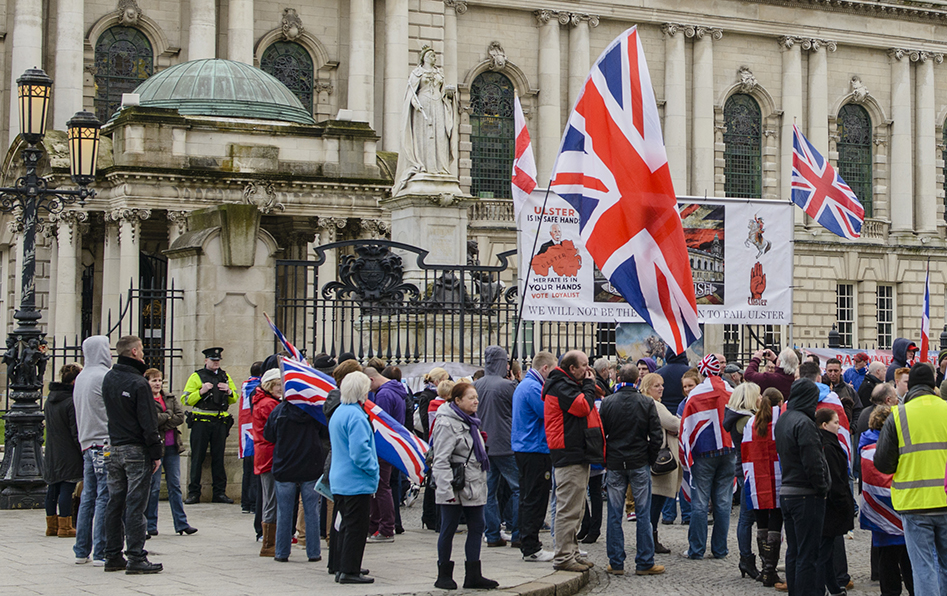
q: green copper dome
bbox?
[131,59,316,125]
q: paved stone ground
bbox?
[0,492,883,596]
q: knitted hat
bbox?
[261,368,281,387]
[938,349,947,365]
[697,354,721,377]
[907,362,935,389]
[854,352,870,364]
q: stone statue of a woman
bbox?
[393,46,456,196]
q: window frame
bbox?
[93,26,154,123]
[260,41,315,115]
[836,103,873,218]
[722,93,762,199]
[837,283,855,348]
[876,284,894,349]
[469,72,516,200]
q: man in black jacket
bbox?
[857,361,886,410]
[102,335,163,574]
[599,364,664,576]
[774,379,829,596]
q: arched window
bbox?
[94,27,154,123]
[837,104,873,217]
[723,94,762,199]
[470,72,515,199]
[260,41,314,113]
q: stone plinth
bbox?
[382,189,473,268]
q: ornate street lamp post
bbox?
[0,68,100,509]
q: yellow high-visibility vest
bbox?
[890,393,947,512]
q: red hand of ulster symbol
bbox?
[750,262,766,300]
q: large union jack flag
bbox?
[679,376,733,470]
[817,386,852,464]
[791,124,865,239]
[548,26,700,355]
[364,399,430,485]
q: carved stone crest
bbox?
[244,180,285,214]
[850,76,869,104]
[487,42,507,71]
[280,8,305,41]
[737,66,758,93]
[117,0,142,25]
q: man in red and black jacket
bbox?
[543,350,604,572]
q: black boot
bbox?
[653,529,670,554]
[739,555,760,580]
[760,531,784,587]
[463,560,499,590]
[125,558,163,575]
[435,561,457,590]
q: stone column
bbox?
[804,39,834,157]
[108,209,150,328]
[688,26,721,196]
[442,0,466,86]
[779,37,803,226]
[8,0,43,142]
[567,14,592,109]
[382,0,409,151]
[347,0,374,124]
[888,49,913,235]
[315,217,348,286]
[189,0,216,60]
[228,0,254,64]
[536,10,563,187]
[664,24,687,193]
[100,223,121,327]
[914,52,940,235]
[52,212,87,340]
[53,0,83,129]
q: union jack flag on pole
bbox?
[264,312,306,363]
[549,27,700,355]
[920,261,930,362]
[511,94,537,221]
[791,124,865,239]
[280,357,334,425]
[364,399,430,485]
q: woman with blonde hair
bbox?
[639,372,682,555]
[723,382,761,581]
[420,371,453,530]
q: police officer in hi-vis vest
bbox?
[182,347,239,504]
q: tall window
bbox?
[260,42,314,113]
[94,27,154,123]
[723,94,762,198]
[470,72,515,199]
[837,283,855,348]
[837,104,873,217]
[876,285,894,349]
[943,121,947,222]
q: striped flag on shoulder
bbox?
[364,399,430,485]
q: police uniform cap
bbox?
[203,347,224,360]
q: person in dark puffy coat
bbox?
[43,363,84,538]
[816,408,855,596]
[885,338,918,382]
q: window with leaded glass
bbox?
[877,284,894,349]
[260,42,314,113]
[723,94,762,198]
[837,283,855,348]
[837,104,873,218]
[470,72,515,199]
[94,27,154,123]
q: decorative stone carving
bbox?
[244,180,285,214]
[801,38,837,52]
[359,218,390,239]
[487,42,507,71]
[534,9,557,25]
[322,244,419,304]
[778,35,798,49]
[314,81,334,95]
[49,210,90,245]
[889,48,944,63]
[850,76,870,104]
[166,210,189,236]
[444,0,467,15]
[316,216,349,230]
[663,23,682,36]
[280,8,304,41]
[684,26,723,40]
[105,208,151,244]
[117,0,142,26]
[737,66,758,93]
[563,13,599,27]
[888,48,908,61]
[557,11,572,25]
[588,15,600,27]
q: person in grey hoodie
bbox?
[72,335,113,566]
[474,345,519,547]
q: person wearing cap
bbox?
[874,362,947,596]
[182,347,239,504]
[885,338,918,382]
[251,367,283,557]
[722,363,744,389]
[843,352,870,392]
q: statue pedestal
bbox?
[381,189,473,269]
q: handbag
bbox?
[651,431,678,476]
[449,445,474,491]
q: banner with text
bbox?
[518,191,794,324]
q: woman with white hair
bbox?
[251,367,283,557]
[328,371,379,584]
[745,348,797,398]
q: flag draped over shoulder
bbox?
[364,399,430,485]
[741,409,781,510]
[237,377,259,459]
[280,357,333,425]
[859,441,904,538]
[548,26,700,356]
[511,94,537,221]
[679,376,733,470]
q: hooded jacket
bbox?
[264,400,326,483]
[251,386,281,475]
[43,381,83,484]
[511,369,548,454]
[857,371,883,410]
[102,356,162,461]
[885,338,915,382]
[474,346,517,457]
[599,384,662,470]
[656,348,691,415]
[774,379,829,497]
[373,379,407,427]
[73,336,112,450]
[542,367,604,467]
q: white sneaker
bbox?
[523,549,555,562]
[500,530,512,541]
[75,557,90,565]
[579,549,589,557]
[92,559,105,567]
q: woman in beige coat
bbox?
[640,373,682,555]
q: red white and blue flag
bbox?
[364,399,430,485]
[741,409,781,510]
[511,94,537,221]
[679,376,733,470]
[237,376,260,459]
[817,387,852,463]
[548,26,700,356]
[920,262,931,363]
[859,441,903,537]
[280,357,334,425]
[264,312,306,363]
[791,124,865,240]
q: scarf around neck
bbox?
[449,402,490,472]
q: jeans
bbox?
[45,481,76,517]
[781,494,826,596]
[275,480,321,560]
[104,444,153,562]
[687,453,735,558]
[75,447,109,560]
[737,485,755,558]
[438,505,485,563]
[819,535,842,595]
[516,452,551,557]
[146,449,189,533]
[187,417,230,498]
[902,512,947,596]
[605,467,654,571]
[485,454,520,542]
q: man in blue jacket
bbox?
[511,351,557,562]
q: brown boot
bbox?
[46,516,58,536]
[58,516,77,538]
[260,522,276,557]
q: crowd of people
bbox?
[38,333,947,595]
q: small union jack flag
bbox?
[792,124,865,239]
[280,357,334,425]
[264,312,305,363]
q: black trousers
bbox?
[421,473,439,530]
[330,493,371,575]
[516,452,551,557]
[241,455,259,511]
[782,495,826,596]
[878,543,914,596]
[188,417,230,497]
